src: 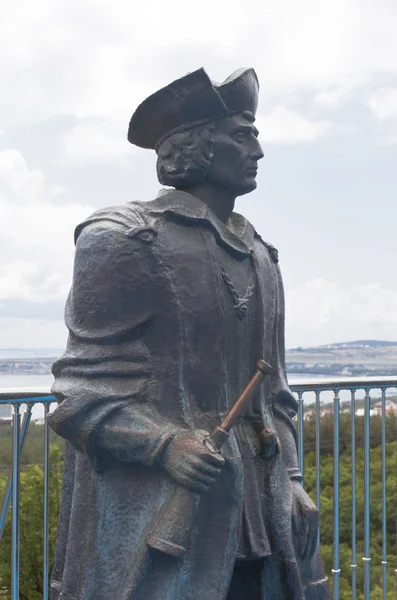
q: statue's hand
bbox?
[158,429,225,494]
[291,480,319,559]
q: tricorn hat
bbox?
[127,67,259,151]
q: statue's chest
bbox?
[153,219,275,330]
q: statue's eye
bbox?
[233,132,245,142]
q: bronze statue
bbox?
[48,68,330,600]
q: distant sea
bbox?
[0,350,389,420]
[0,349,62,360]
[0,348,324,388]
[0,349,60,388]
[0,373,54,389]
[0,351,60,419]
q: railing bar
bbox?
[351,390,357,600]
[297,391,304,482]
[289,376,397,392]
[381,388,387,600]
[315,390,321,547]
[0,396,56,406]
[43,404,50,600]
[363,387,371,599]
[11,404,21,600]
[332,389,340,600]
[6,383,397,396]
[0,404,33,541]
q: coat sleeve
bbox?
[270,262,303,482]
[48,215,181,471]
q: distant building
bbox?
[303,409,315,421]
[319,409,332,417]
[372,400,397,416]
[355,408,376,417]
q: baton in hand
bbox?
[147,359,274,558]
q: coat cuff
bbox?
[147,424,180,465]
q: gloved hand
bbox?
[158,429,225,494]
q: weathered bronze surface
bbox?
[49,68,330,600]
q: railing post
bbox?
[363,388,371,599]
[11,404,21,600]
[43,403,50,600]
[315,390,321,547]
[332,389,340,600]
[0,404,33,541]
[380,388,387,600]
[297,390,304,482]
[350,390,357,600]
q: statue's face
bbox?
[205,113,264,196]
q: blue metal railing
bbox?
[1,377,397,599]
[0,389,56,600]
[289,376,397,600]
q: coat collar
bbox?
[148,189,255,257]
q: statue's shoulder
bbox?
[74,200,159,245]
[254,231,279,264]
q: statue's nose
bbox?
[253,139,264,161]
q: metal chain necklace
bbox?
[198,227,256,320]
[217,255,255,320]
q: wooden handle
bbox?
[220,360,273,431]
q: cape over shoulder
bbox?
[253,231,279,264]
[73,200,159,245]
[73,192,280,265]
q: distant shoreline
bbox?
[1,339,397,379]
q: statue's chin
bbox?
[235,179,258,198]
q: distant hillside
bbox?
[287,340,397,377]
[289,340,397,351]
[0,349,62,376]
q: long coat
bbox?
[48,189,330,600]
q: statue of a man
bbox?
[49,68,330,600]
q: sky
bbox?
[0,0,397,350]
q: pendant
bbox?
[218,262,255,320]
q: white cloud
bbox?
[62,120,135,165]
[0,260,39,301]
[285,278,397,347]
[366,88,397,143]
[259,108,334,144]
[0,149,44,201]
[313,88,350,109]
[0,149,93,305]
[367,88,397,122]
[2,0,397,127]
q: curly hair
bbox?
[156,122,216,188]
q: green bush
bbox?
[0,445,63,600]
